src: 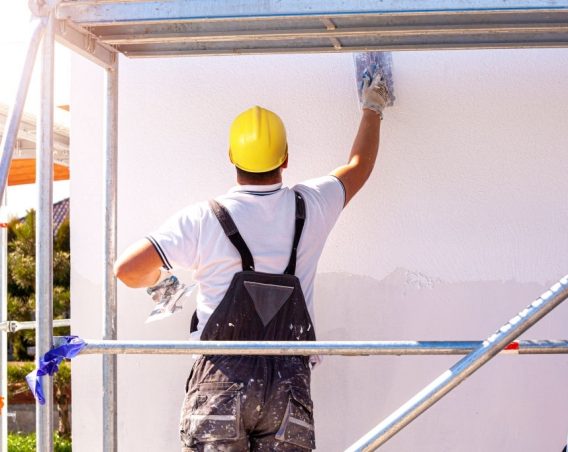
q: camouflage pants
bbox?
[180,355,315,451]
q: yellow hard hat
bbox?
[229,106,287,173]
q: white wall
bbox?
[71,48,568,451]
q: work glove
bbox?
[147,273,178,302]
[361,70,391,119]
[146,274,195,323]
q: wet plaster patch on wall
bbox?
[311,270,568,451]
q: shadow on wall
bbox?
[311,269,568,452]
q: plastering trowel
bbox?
[354,52,395,107]
[145,275,195,323]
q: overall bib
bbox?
[180,192,317,452]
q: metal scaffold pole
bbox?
[72,339,568,356]
[0,25,51,445]
[0,18,45,201]
[346,274,568,451]
[102,57,119,452]
[36,11,55,452]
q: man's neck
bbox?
[236,176,283,186]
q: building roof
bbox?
[53,198,70,234]
[10,198,70,234]
[0,103,70,186]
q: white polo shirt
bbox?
[148,175,345,340]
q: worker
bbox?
[114,70,391,451]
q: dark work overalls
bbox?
[180,192,317,452]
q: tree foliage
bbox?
[8,361,72,437]
[8,432,72,452]
[7,209,70,360]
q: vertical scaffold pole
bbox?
[0,193,8,452]
[0,22,45,447]
[36,11,55,452]
[0,18,45,201]
[102,56,119,452]
[0,22,45,450]
[346,274,568,451]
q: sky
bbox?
[0,2,70,220]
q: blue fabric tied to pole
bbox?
[26,336,86,405]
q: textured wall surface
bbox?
[71,49,568,451]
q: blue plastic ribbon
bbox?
[26,336,86,405]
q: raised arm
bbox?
[331,72,390,205]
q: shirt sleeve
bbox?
[293,175,345,236]
[146,203,204,271]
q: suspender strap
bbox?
[210,191,305,275]
[284,191,306,276]
[209,200,255,271]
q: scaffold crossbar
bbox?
[66,339,568,356]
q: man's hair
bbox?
[236,166,281,183]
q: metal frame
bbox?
[62,338,568,356]
[35,11,56,452]
[55,0,568,57]
[102,55,119,452]
[0,18,46,201]
[0,319,70,334]
[0,17,58,449]
[55,19,117,70]
[0,1,567,451]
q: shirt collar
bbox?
[229,182,283,194]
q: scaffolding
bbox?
[2,1,568,451]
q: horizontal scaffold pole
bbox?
[67,339,568,356]
[0,319,70,333]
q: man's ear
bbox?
[282,155,289,169]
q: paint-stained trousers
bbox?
[180,355,316,451]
